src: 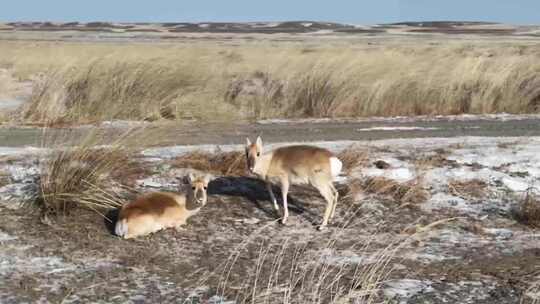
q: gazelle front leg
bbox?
[329,184,339,221]
[317,183,336,230]
[280,178,290,224]
[266,181,279,212]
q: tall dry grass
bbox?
[31,126,159,217]
[5,41,540,124]
[21,60,208,124]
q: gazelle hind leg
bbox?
[329,183,339,220]
[266,182,279,211]
[316,183,336,230]
[280,178,290,224]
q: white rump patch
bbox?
[330,157,343,177]
[115,219,128,238]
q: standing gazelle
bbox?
[115,173,211,239]
[245,136,342,230]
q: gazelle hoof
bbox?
[317,224,327,231]
[281,218,288,225]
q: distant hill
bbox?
[1,20,534,37]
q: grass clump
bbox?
[336,146,370,175]
[172,150,246,176]
[33,127,157,217]
[361,176,429,204]
[514,191,540,228]
[448,179,488,199]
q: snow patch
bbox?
[384,279,434,301]
[483,228,513,240]
[0,147,43,156]
[357,126,439,131]
[501,177,530,192]
[0,231,16,242]
[422,192,475,214]
[257,113,540,125]
[361,157,415,182]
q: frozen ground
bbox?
[0,136,539,303]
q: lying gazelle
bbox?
[115,173,211,239]
[245,136,342,230]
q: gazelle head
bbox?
[187,172,211,206]
[245,136,263,173]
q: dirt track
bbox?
[1,116,540,148]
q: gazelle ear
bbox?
[203,174,212,185]
[187,172,195,184]
[246,137,252,146]
[256,136,263,149]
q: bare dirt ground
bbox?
[1,132,539,303]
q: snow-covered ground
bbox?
[0,135,539,303]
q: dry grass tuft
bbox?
[448,179,488,199]
[338,178,364,206]
[32,127,158,217]
[0,170,10,188]
[172,150,246,176]
[337,146,370,174]
[514,191,540,228]
[413,149,458,168]
[362,176,430,204]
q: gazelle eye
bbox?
[203,187,207,190]
[191,186,196,190]
[256,152,260,157]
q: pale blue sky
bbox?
[1,1,539,25]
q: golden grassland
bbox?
[1,39,540,124]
